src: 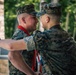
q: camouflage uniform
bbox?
[24,25,76,75]
[9,28,34,75]
[23,3,76,75]
[9,4,37,75]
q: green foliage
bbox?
[59,0,76,40]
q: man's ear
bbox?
[46,16,50,23]
[22,17,26,23]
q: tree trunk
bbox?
[65,12,70,32]
[39,0,45,32]
[0,0,5,39]
[51,0,59,3]
[73,14,76,41]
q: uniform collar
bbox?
[17,25,30,36]
[49,24,61,30]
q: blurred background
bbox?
[0,0,76,75]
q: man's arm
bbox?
[0,35,35,51]
[8,51,36,75]
[0,39,40,75]
[0,39,14,50]
[8,51,42,75]
[0,39,27,51]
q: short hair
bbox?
[17,4,37,16]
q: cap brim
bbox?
[30,11,37,16]
[36,11,46,17]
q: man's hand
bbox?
[34,72,48,75]
[35,72,43,75]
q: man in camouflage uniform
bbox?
[8,4,38,75]
[22,3,76,75]
[23,3,76,75]
[0,2,76,75]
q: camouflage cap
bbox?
[17,4,37,16]
[37,3,61,17]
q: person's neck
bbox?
[47,22,60,30]
[18,24,30,33]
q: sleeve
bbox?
[33,30,48,51]
[23,36,36,51]
[23,30,48,51]
[12,29,25,40]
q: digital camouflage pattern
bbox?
[17,4,37,16]
[9,28,34,75]
[37,3,61,17]
[33,25,76,75]
[24,25,76,75]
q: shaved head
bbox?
[17,13,29,24]
[46,14,61,23]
